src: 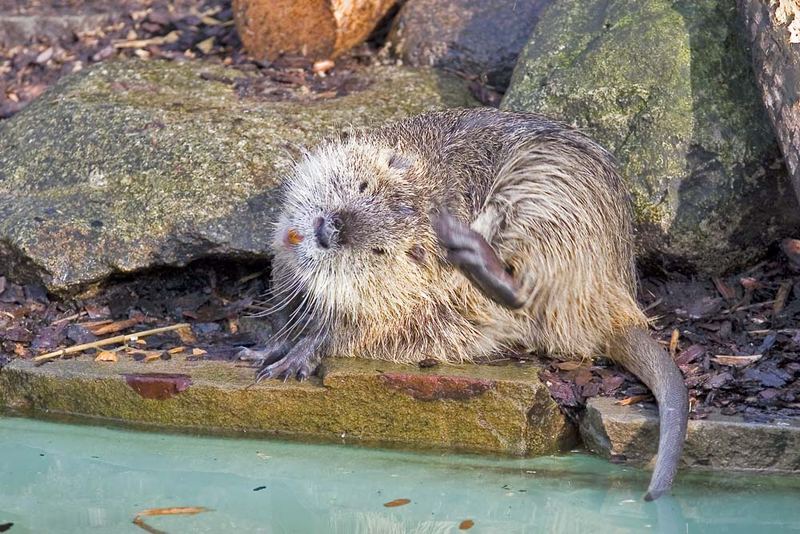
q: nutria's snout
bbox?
[313,213,344,249]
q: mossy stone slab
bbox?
[0,356,576,456]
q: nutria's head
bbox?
[271,139,440,322]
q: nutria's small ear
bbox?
[388,153,413,170]
[407,244,427,264]
[378,147,413,171]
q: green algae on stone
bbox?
[502,0,800,274]
[0,58,478,292]
[0,356,575,456]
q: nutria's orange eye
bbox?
[372,247,386,255]
[359,181,368,192]
[287,229,304,245]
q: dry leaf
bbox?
[201,16,221,25]
[712,354,763,367]
[196,37,215,54]
[144,352,163,363]
[713,277,735,300]
[669,329,680,357]
[168,346,186,355]
[35,47,54,64]
[616,394,652,406]
[383,498,411,507]
[90,317,143,336]
[95,351,118,362]
[459,519,475,530]
[773,281,792,316]
[554,361,584,371]
[177,326,198,344]
[313,59,335,75]
[113,30,180,49]
[191,348,207,356]
[227,318,239,334]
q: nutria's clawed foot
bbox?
[240,335,322,383]
[432,208,526,309]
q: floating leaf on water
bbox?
[137,506,211,517]
[0,522,13,532]
[459,519,475,530]
[383,498,411,508]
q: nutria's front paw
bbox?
[236,340,292,367]
[254,335,322,382]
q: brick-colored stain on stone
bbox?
[379,373,494,401]
[123,373,192,400]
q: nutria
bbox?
[240,108,689,501]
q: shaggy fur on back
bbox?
[269,108,647,365]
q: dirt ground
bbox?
[1,0,798,424]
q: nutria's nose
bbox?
[314,214,342,249]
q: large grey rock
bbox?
[503,0,800,274]
[388,0,551,89]
[739,0,800,203]
[0,58,477,293]
[581,397,800,472]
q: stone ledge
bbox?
[580,397,800,473]
[0,356,576,455]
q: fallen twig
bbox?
[723,300,775,315]
[114,31,180,49]
[747,328,800,335]
[33,323,191,362]
[50,311,86,325]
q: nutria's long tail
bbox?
[610,327,689,501]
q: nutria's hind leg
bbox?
[432,208,527,309]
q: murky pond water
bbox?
[1,416,798,533]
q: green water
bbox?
[1,417,799,533]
